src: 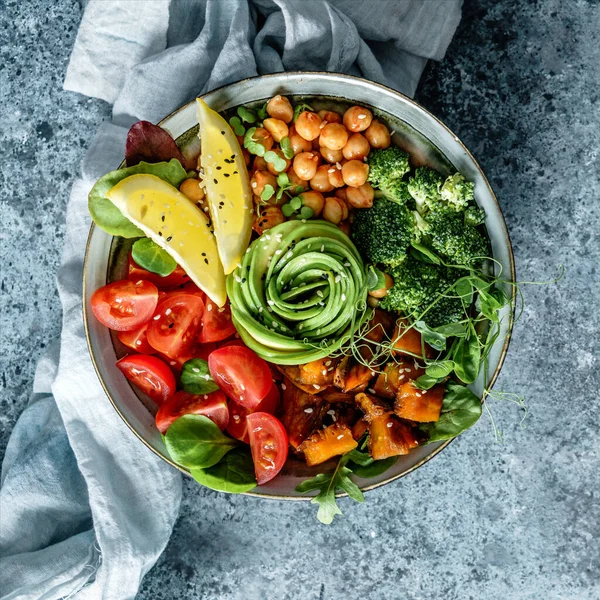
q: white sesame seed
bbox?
[170,361,176,366]
[327,409,335,415]
[317,290,324,298]
[335,162,342,169]
[328,168,336,173]
[281,383,287,390]
[341,294,346,302]
[304,408,314,414]
[252,182,257,188]
[233,415,240,422]
[337,434,344,440]
[335,275,341,283]
[272,321,278,328]
[314,384,321,389]
[368,388,376,394]
[192,367,200,373]
[387,422,393,428]
[357,113,367,119]
[325,360,332,367]
[416,392,422,397]
[153,314,161,320]
[136,340,142,346]
[207,304,212,311]
[322,370,327,376]
[405,368,412,373]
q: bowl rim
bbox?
[83,71,516,500]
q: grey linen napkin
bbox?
[0,1,462,598]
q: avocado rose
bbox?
[226,220,370,364]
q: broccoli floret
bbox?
[439,173,474,211]
[427,209,489,266]
[351,197,415,266]
[464,205,486,226]
[367,147,410,189]
[407,167,443,214]
[380,256,464,327]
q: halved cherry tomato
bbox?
[218,338,246,349]
[116,354,176,404]
[147,293,204,359]
[117,322,154,354]
[91,279,158,331]
[247,412,289,485]
[128,252,190,289]
[208,346,272,409]
[155,390,229,434]
[227,382,280,443]
[158,342,217,374]
[198,299,236,343]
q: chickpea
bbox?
[364,120,391,148]
[252,127,274,151]
[242,148,251,167]
[342,160,369,187]
[295,111,322,141]
[253,155,268,171]
[342,133,370,161]
[318,110,342,124]
[346,182,375,209]
[319,145,343,164]
[338,220,351,237]
[263,118,289,143]
[319,123,349,151]
[254,205,285,235]
[250,170,277,197]
[289,131,312,155]
[267,149,291,175]
[266,95,294,123]
[343,106,373,132]
[293,152,320,180]
[179,178,205,203]
[299,191,325,216]
[368,273,394,299]
[287,168,309,192]
[326,164,344,188]
[311,165,335,193]
[322,197,344,224]
[335,187,348,202]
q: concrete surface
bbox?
[1,1,599,599]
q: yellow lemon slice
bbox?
[196,98,253,274]
[107,174,227,306]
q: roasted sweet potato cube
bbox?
[364,309,395,343]
[391,318,433,358]
[277,357,337,394]
[355,392,390,421]
[321,389,355,404]
[344,362,374,393]
[279,378,324,449]
[299,423,358,466]
[395,382,445,422]
[372,360,427,399]
[352,418,368,440]
[368,414,420,460]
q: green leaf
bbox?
[452,328,481,384]
[263,150,278,164]
[425,360,455,378]
[289,196,302,211]
[432,322,468,338]
[299,206,314,219]
[191,447,257,493]
[131,238,177,276]
[295,185,305,195]
[88,159,189,237]
[237,106,257,124]
[346,448,397,478]
[366,266,386,292]
[228,116,246,136]
[413,320,447,352]
[413,373,445,390]
[277,172,290,187]
[420,383,482,442]
[280,136,294,159]
[180,358,219,395]
[260,184,275,201]
[165,415,237,469]
[281,203,294,217]
[257,103,268,120]
[293,102,314,122]
[455,277,474,306]
[410,243,442,265]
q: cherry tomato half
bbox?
[91,279,159,331]
[198,298,236,343]
[247,412,289,485]
[218,338,247,349]
[147,293,204,359]
[117,322,154,354]
[208,346,273,409]
[227,382,280,443]
[155,390,229,434]
[116,354,176,404]
[128,252,190,289]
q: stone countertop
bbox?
[1,1,599,599]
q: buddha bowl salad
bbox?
[88,95,513,523]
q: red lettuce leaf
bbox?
[125,121,188,168]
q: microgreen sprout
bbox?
[280,136,294,159]
[293,102,314,121]
[228,116,245,137]
[237,106,257,124]
[264,150,287,172]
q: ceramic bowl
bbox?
[83,72,515,499]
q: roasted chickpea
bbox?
[343,106,373,132]
[295,111,322,141]
[339,197,349,220]
[253,155,268,171]
[342,133,370,161]
[262,118,289,143]
[289,128,312,155]
[338,220,351,237]
[287,168,310,192]
[310,164,335,193]
[342,160,369,187]
[346,182,375,209]
[180,178,205,203]
[267,95,294,123]
[319,145,343,164]
[322,197,345,224]
[335,187,348,202]
[298,191,325,216]
[364,120,391,148]
[253,127,274,151]
[326,164,344,188]
[250,170,277,197]
[319,123,349,151]
[317,110,342,124]
[293,152,320,180]
[254,205,285,235]
[368,273,394,299]
[267,149,292,175]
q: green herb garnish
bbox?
[180,358,219,395]
[131,238,177,277]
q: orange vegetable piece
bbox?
[394,382,445,422]
[391,318,433,358]
[299,423,358,466]
[372,360,426,399]
[279,378,324,449]
[276,357,337,394]
[368,414,420,460]
[352,418,368,440]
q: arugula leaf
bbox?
[88,159,189,237]
[131,238,177,276]
[455,277,474,306]
[295,454,364,524]
[165,415,237,469]
[191,447,257,493]
[180,359,219,395]
[420,383,482,442]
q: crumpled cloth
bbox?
[0,1,462,598]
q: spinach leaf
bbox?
[180,359,219,395]
[420,383,482,442]
[131,238,177,276]
[413,320,447,351]
[366,266,386,292]
[425,360,455,379]
[432,322,468,338]
[452,327,481,384]
[191,448,257,493]
[165,414,237,469]
[413,373,445,390]
[347,448,397,479]
[88,159,189,237]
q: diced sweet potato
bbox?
[320,389,355,404]
[352,418,368,440]
[277,357,337,394]
[372,360,427,399]
[355,392,390,422]
[279,378,325,449]
[343,362,374,393]
[299,423,358,466]
[368,414,420,460]
[394,382,445,422]
[364,309,395,344]
[391,318,433,358]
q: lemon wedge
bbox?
[106,174,227,306]
[196,98,253,274]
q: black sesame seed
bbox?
[241,278,246,283]
[224,173,230,178]
[158,231,163,237]
[201,252,206,256]
[221,131,225,135]
[168,323,174,329]
[233,170,238,175]
[246,265,250,271]
[216,166,222,170]
[213,178,218,184]
[161,216,165,222]
[166,236,172,242]
[204,258,209,265]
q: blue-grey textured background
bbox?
[1,1,599,599]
